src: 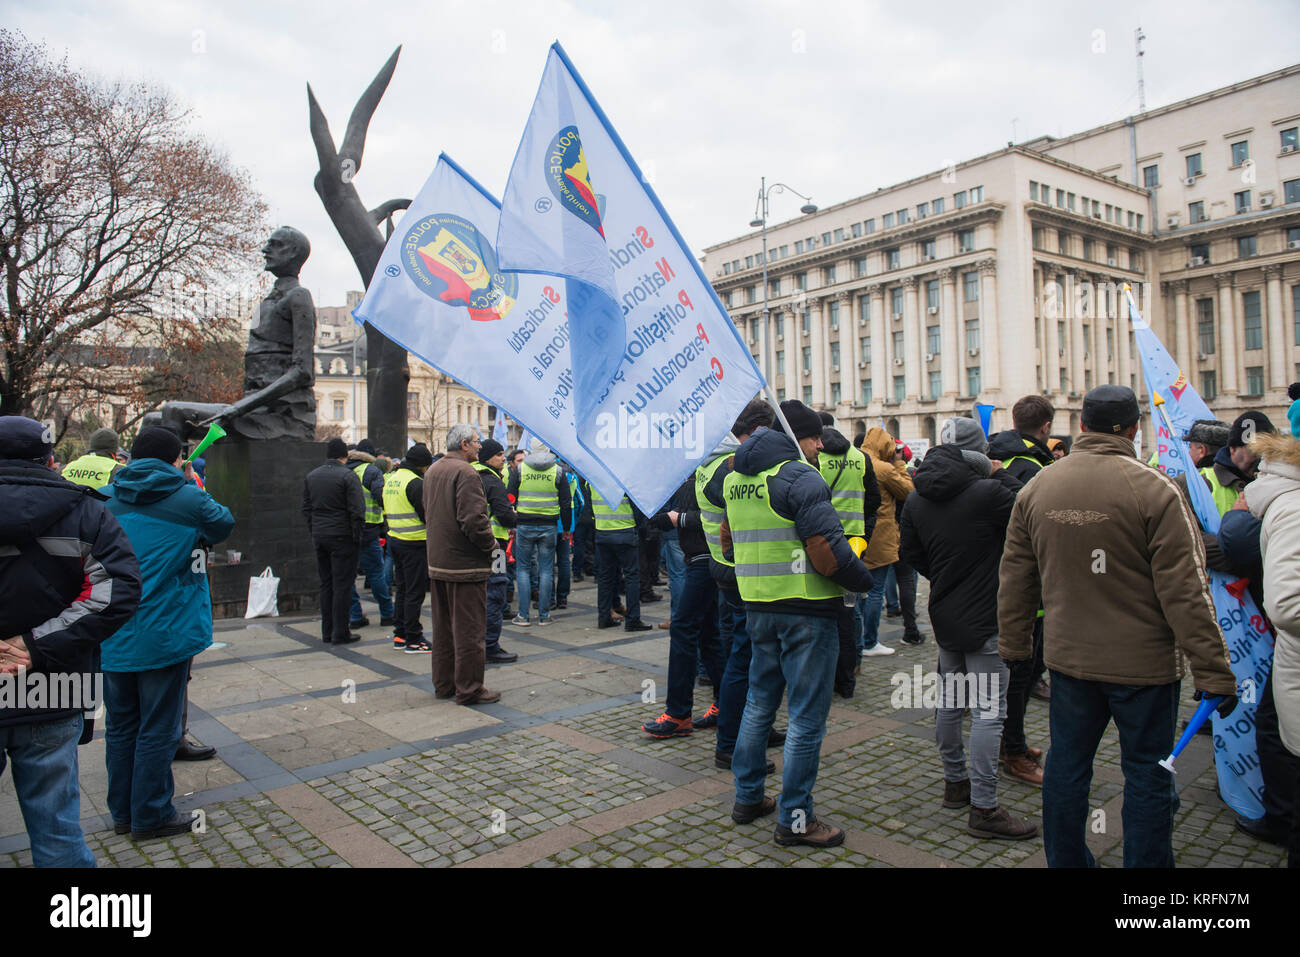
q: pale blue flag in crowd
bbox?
[497,42,767,514]
[351,153,621,502]
[492,411,508,447]
[1126,287,1268,819]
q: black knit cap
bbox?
[1081,385,1140,434]
[1229,411,1275,448]
[132,426,183,464]
[404,443,433,469]
[478,438,504,463]
[325,437,349,459]
[779,400,824,441]
[356,438,377,455]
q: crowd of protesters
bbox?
[3,377,1299,867]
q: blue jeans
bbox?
[104,660,190,831]
[485,572,508,652]
[554,532,571,603]
[733,611,837,827]
[859,571,887,650]
[1043,670,1180,868]
[0,714,95,867]
[660,533,686,621]
[515,525,556,621]
[716,587,755,755]
[351,535,394,622]
[884,564,899,611]
[665,561,723,719]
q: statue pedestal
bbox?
[203,438,326,619]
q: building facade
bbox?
[704,63,1300,446]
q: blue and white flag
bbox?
[492,410,509,446]
[351,153,622,503]
[497,43,767,515]
[1126,287,1269,819]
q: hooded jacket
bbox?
[1244,432,1300,755]
[987,430,1054,486]
[101,457,235,672]
[899,445,1023,652]
[997,431,1236,694]
[821,427,882,544]
[0,459,142,729]
[859,428,913,569]
[507,450,573,529]
[719,427,874,618]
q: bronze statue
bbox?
[151,226,317,441]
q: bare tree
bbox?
[0,30,267,436]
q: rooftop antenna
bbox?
[1135,27,1147,112]
[1011,117,1019,143]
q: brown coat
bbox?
[997,431,1235,694]
[423,454,496,582]
[860,428,913,570]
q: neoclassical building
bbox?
[705,63,1300,447]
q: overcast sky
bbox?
[6,0,1299,307]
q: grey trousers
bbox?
[936,636,1010,810]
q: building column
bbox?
[1069,272,1087,395]
[776,312,792,386]
[808,295,825,405]
[1171,280,1191,375]
[835,291,852,409]
[978,259,1001,392]
[1266,264,1287,390]
[901,276,920,399]
[868,284,886,409]
[939,267,959,397]
[1216,273,1239,396]
[1043,273,1060,396]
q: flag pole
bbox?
[763,384,808,464]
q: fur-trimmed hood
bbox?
[346,450,376,465]
[1247,432,1300,519]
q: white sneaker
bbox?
[861,643,896,657]
[512,615,531,626]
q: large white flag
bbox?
[351,153,622,501]
[497,43,767,514]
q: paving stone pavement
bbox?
[0,578,1287,868]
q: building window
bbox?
[926,279,939,310]
[882,212,894,229]
[1246,366,1265,395]
[1130,248,1143,270]
[963,271,979,302]
[897,208,910,224]
[775,315,785,336]
[1127,210,1135,228]
[776,349,785,369]
[1282,127,1299,152]
[722,263,731,276]
[1186,153,1203,178]
[1068,193,1076,211]
[803,385,813,405]
[796,271,807,291]
[1286,180,1300,205]
[1143,165,1159,188]
[864,218,876,234]
[1136,214,1144,232]
[1085,369,1093,390]
[920,238,936,260]
[801,346,812,372]
[1056,188,1066,208]
[933,197,945,214]
[1295,285,1300,345]
[1058,230,1070,255]
[1106,243,1118,264]
[1201,371,1217,400]
[1106,327,1115,360]
[830,340,840,369]
[965,319,980,352]
[745,255,754,269]
[917,202,929,219]
[333,398,346,420]
[829,301,840,330]
[1189,201,1206,224]
[1083,324,1091,358]
[1197,299,1215,355]
[824,264,836,284]
[1238,235,1257,258]
[855,257,868,278]
[1060,368,1068,392]
[406,392,421,421]
[966,366,981,395]
[1082,238,1094,261]
[1235,190,1251,214]
[831,382,841,404]
[777,389,786,402]
[1190,242,1210,265]
[891,287,904,316]
[886,247,901,270]
[859,295,871,323]
[746,286,757,304]
[822,232,833,246]
[928,370,942,398]
[1032,227,1044,250]
[779,244,788,258]
[860,336,871,363]
[892,330,904,357]
[861,379,873,404]
[893,376,906,403]
[1058,321,1066,356]
[1289,226,1300,247]
[957,228,974,253]
[927,324,941,354]
[953,190,968,209]
[1029,181,1038,201]
[801,309,810,336]
[794,240,805,254]
[769,278,781,297]
[833,228,846,242]
[1231,140,1250,167]
[971,186,984,203]
[851,222,863,238]
[1243,291,1263,350]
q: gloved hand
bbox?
[1195,689,1238,720]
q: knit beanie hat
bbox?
[778,400,824,440]
[405,444,433,469]
[939,417,989,454]
[478,439,504,463]
[89,428,119,454]
[325,437,349,459]
[132,427,182,464]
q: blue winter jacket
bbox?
[101,458,235,671]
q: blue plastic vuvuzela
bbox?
[1158,696,1221,773]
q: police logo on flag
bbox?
[546,125,605,237]
[401,213,518,321]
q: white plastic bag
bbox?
[244,566,280,619]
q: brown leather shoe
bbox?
[773,817,845,847]
[731,795,777,824]
[1030,679,1051,701]
[968,805,1038,840]
[1003,751,1044,786]
[943,778,971,809]
[459,688,501,706]
[657,620,671,630]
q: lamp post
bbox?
[751,177,818,393]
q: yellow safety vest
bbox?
[817,446,868,537]
[353,462,384,525]
[63,452,117,490]
[516,463,560,517]
[695,452,733,567]
[1200,466,1239,516]
[382,468,425,541]
[472,461,510,540]
[593,492,635,532]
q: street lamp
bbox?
[751,177,817,393]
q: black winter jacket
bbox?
[899,445,1023,651]
[0,460,142,729]
[302,459,364,543]
[987,430,1054,486]
[652,478,709,564]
